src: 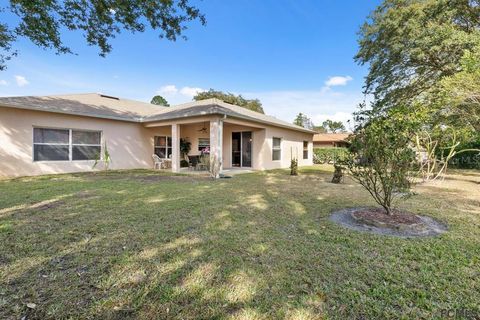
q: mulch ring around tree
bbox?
[329,207,448,238]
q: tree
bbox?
[293,113,315,130]
[355,0,480,112]
[322,119,346,133]
[151,95,170,107]
[0,0,206,70]
[346,109,417,215]
[194,89,264,114]
[436,46,480,132]
[313,126,327,133]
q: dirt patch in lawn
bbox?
[352,208,421,228]
[33,200,65,211]
[330,207,448,238]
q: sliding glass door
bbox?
[232,131,252,167]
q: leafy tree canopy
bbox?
[435,46,480,132]
[151,95,170,107]
[313,126,327,133]
[194,89,264,114]
[322,119,346,133]
[347,107,418,215]
[293,113,315,130]
[355,0,480,112]
[0,0,206,70]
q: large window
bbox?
[303,141,309,159]
[272,137,281,161]
[198,138,210,152]
[33,128,101,161]
[154,136,172,159]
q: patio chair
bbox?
[152,154,163,169]
[188,155,199,171]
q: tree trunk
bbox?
[383,205,393,215]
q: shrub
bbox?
[448,136,480,169]
[180,160,189,168]
[313,148,349,164]
[290,158,298,176]
[346,116,416,215]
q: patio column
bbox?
[210,118,223,177]
[171,123,181,172]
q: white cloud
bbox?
[245,88,364,130]
[14,75,29,87]
[154,84,205,105]
[157,84,178,95]
[179,86,205,97]
[0,80,7,86]
[324,76,353,87]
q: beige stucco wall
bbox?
[0,108,313,178]
[257,125,313,170]
[0,107,168,178]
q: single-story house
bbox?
[313,133,350,148]
[0,93,315,178]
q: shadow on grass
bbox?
[1,169,479,319]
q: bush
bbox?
[448,137,480,169]
[180,160,189,168]
[290,158,298,175]
[313,148,349,164]
[346,115,416,215]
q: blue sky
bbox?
[0,0,379,128]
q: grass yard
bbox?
[0,166,479,319]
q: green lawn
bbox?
[1,166,479,319]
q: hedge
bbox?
[313,147,349,164]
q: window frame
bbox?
[32,127,102,162]
[198,137,210,152]
[272,137,282,161]
[303,141,309,160]
[154,135,172,159]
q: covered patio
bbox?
[143,115,265,175]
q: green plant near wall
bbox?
[180,138,191,160]
[92,141,111,173]
[290,147,298,176]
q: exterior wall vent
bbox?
[99,94,120,100]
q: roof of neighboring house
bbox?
[313,133,351,142]
[0,93,315,134]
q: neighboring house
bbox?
[0,93,314,178]
[313,133,351,148]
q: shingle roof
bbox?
[0,93,315,134]
[144,98,315,133]
[0,93,167,122]
[313,133,351,142]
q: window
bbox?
[303,141,309,159]
[33,128,101,161]
[272,137,281,161]
[198,138,210,152]
[154,136,172,159]
[72,130,101,160]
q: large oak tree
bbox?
[355,0,480,113]
[0,0,206,70]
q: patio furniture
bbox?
[163,159,172,169]
[152,154,171,169]
[188,155,200,171]
[152,154,163,169]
